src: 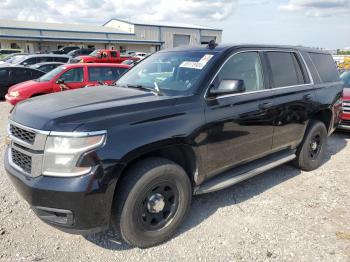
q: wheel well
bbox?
[311,109,333,131]
[120,145,197,186]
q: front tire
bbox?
[112,158,192,248]
[294,120,327,171]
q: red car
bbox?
[76,49,138,64]
[6,63,130,105]
[339,71,350,130]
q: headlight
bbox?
[10,91,19,97]
[42,132,106,177]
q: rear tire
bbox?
[293,120,327,171]
[112,157,192,248]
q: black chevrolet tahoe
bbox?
[4,44,343,248]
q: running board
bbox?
[194,150,296,195]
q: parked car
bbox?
[50,46,80,55]
[0,65,45,99]
[5,63,130,105]
[30,62,65,73]
[5,54,70,66]
[67,48,94,58]
[339,71,350,130]
[73,49,138,64]
[0,48,23,59]
[4,44,342,248]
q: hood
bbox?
[8,80,47,93]
[343,88,350,99]
[10,86,178,131]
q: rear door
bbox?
[87,66,116,85]
[203,51,275,178]
[265,50,316,151]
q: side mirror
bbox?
[56,79,64,84]
[209,79,245,96]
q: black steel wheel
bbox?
[112,158,192,248]
[294,120,327,171]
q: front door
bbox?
[203,51,274,178]
[54,67,85,92]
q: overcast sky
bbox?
[0,0,349,49]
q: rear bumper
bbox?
[5,94,21,105]
[4,147,116,234]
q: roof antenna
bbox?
[207,40,218,50]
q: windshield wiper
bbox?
[126,84,163,96]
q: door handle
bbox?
[259,102,273,110]
[303,94,312,101]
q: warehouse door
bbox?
[173,34,190,47]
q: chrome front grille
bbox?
[10,125,36,144]
[7,121,49,177]
[11,148,32,174]
[343,100,350,113]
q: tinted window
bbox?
[216,52,264,92]
[60,68,84,82]
[37,56,53,63]
[308,53,339,83]
[110,51,118,58]
[10,68,31,82]
[55,57,69,63]
[0,69,9,81]
[114,67,128,80]
[267,52,306,87]
[88,67,119,81]
[21,57,37,65]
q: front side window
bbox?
[216,52,265,92]
[55,57,69,63]
[110,51,117,58]
[37,57,53,63]
[267,52,306,87]
[117,51,217,96]
[60,68,84,83]
[21,57,37,65]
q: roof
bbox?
[0,19,133,35]
[104,18,222,31]
[159,44,331,54]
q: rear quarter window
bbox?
[308,53,339,83]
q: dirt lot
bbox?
[0,101,350,261]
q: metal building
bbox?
[0,19,222,53]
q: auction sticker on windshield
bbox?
[180,54,214,70]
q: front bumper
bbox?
[4,147,115,234]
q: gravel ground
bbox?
[0,101,350,261]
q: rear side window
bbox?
[88,67,117,81]
[10,68,31,82]
[266,52,307,87]
[308,53,339,83]
[110,51,118,58]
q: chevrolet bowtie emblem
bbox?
[4,135,12,146]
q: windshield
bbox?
[9,55,28,64]
[89,50,100,57]
[38,66,66,82]
[117,51,217,95]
